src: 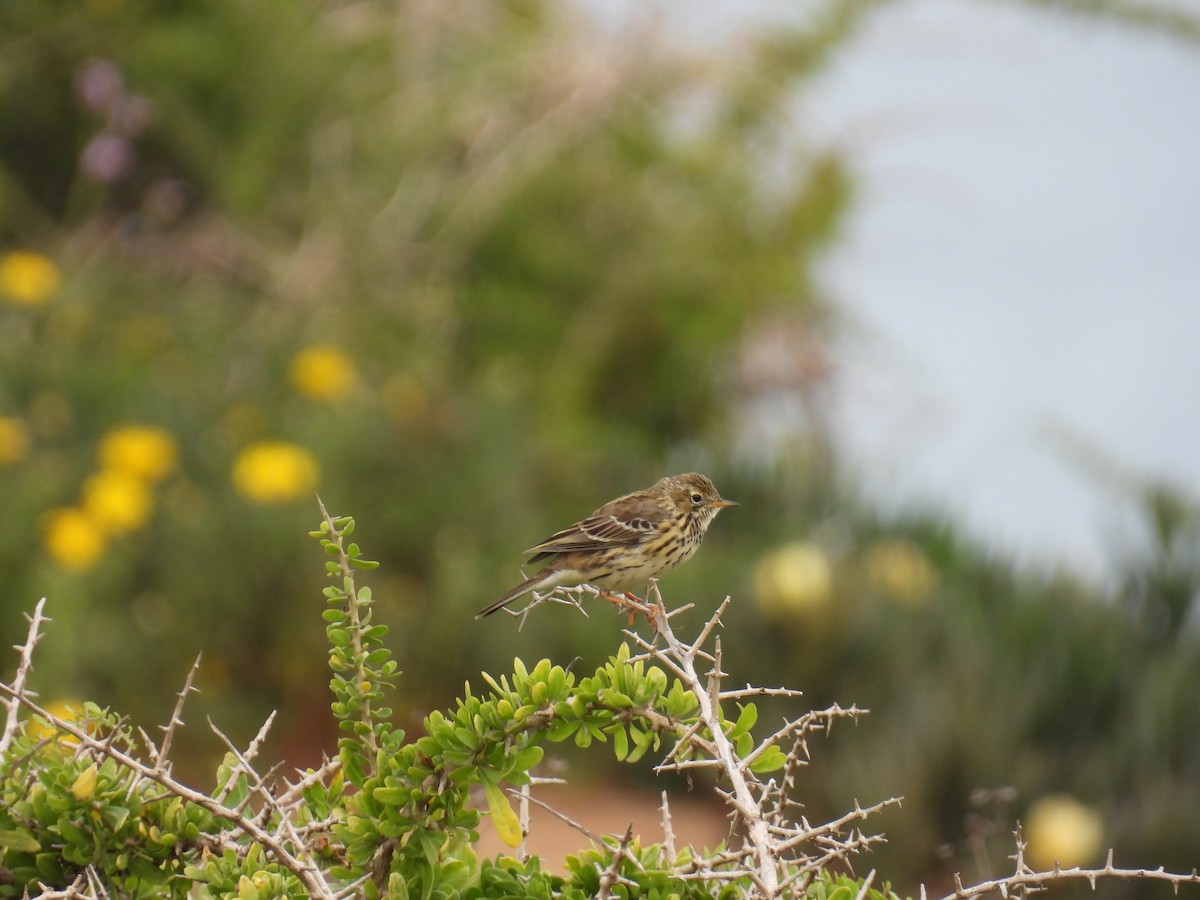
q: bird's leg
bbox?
[598,590,660,628]
[598,590,646,626]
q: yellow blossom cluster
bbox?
[231,440,319,505]
[23,699,92,744]
[863,538,938,607]
[751,535,940,623]
[42,425,178,571]
[1025,794,1104,870]
[0,417,31,466]
[289,344,357,402]
[0,250,61,306]
[753,541,833,619]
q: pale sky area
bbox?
[587,0,1200,580]
[811,1,1200,579]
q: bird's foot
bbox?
[600,590,655,627]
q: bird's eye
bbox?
[690,493,703,504]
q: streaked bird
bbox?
[476,473,737,619]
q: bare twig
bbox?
[596,826,640,900]
[34,872,90,899]
[501,584,592,626]
[507,784,604,844]
[276,756,343,808]
[660,791,677,859]
[939,844,1200,900]
[625,585,783,897]
[516,782,531,862]
[212,711,277,803]
[1,597,50,755]
[155,654,202,772]
[0,682,338,899]
[855,868,877,900]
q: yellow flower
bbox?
[0,417,30,465]
[289,345,357,402]
[1025,794,1104,870]
[231,441,319,504]
[0,251,61,305]
[43,507,106,571]
[25,698,90,744]
[753,542,833,618]
[82,469,154,534]
[864,538,937,607]
[99,425,178,483]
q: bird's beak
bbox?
[712,498,739,509]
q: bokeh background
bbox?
[2,0,1197,895]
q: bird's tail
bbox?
[475,570,553,619]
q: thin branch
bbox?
[276,756,343,808]
[634,588,783,896]
[0,597,50,755]
[0,682,338,899]
[596,826,640,900]
[938,855,1200,900]
[741,704,867,774]
[507,785,605,844]
[775,797,900,856]
[660,791,677,859]
[155,654,202,772]
[719,685,807,701]
[853,869,877,900]
[502,585,591,627]
[212,711,277,803]
[516,782,531,862]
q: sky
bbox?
[808,0,1200,578]
[585,0,1200,580]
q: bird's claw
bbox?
[600,590,659,629]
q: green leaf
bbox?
[0,828,40,853]
[731,702,757,736]
[601,688,633,707]
[372,786,408,805]
[511,745,544,773]
[100,805,131,831]
[483,780,522,848]
[55,816,90,846]
[611,725,629,761]
[748,745,787,774]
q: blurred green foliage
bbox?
[0,0,846,720]
[1,0,1198,895]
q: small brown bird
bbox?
[476,473,737,619]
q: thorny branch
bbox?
[0,646,339,899]
[154,652,202,772]
[931,836,1200,900]
[525,581,897,899]
[7,588,1200,900]
[0,597,50,755]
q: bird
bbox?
[476,473,737,619]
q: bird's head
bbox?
[661,473,738,530]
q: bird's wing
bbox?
[524,501,665,561]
